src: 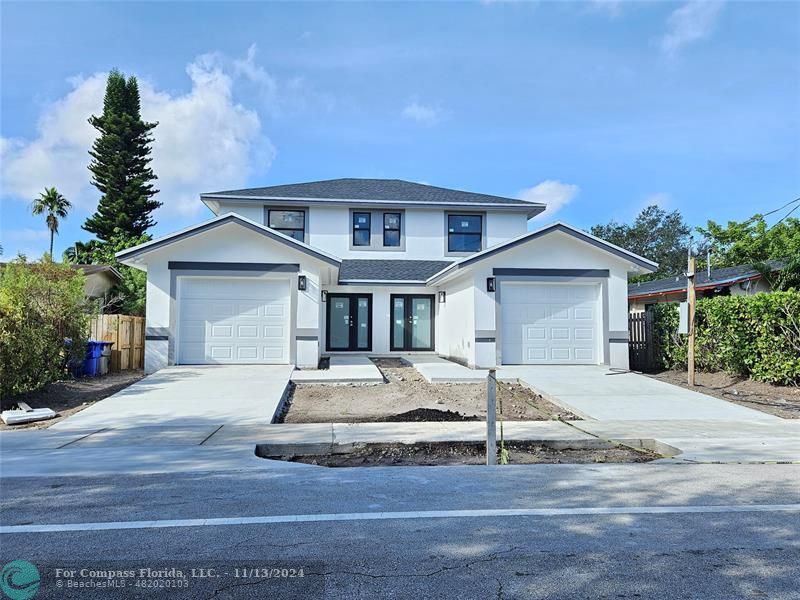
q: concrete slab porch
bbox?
[291,355,383,384]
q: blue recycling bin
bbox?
[83,340,102,377]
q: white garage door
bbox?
[501,283,600,364]
[177,277,290,364]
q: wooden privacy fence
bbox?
[87,314,145,371]
[628,311,657,372]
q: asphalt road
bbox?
[1,463,798,599]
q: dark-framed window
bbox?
[447,214,482,252]
[353,212,371,246]
[383,212,401,247]
[268,209,305,242]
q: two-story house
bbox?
[117,179,657,373]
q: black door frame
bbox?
[325,293,373,352]
[390,294,436,352]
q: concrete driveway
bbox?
[50,365,294,430]
[499,365,780,421]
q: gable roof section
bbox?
[339,259,452,284]
[427,222,659,285]
[115,213,341,266]
[202,178,544,217]
[72,264,122,282]
[628,259,785,299]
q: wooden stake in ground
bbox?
[486,369,497,465]
[687,256,696,386]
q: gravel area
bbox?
[280,358,579,423]
[1,371,145,430]
[648,370,800,419]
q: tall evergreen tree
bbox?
[83,70,160,241]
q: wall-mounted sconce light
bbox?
[321,290,328,302]
[298,275,307,291]
[438,291,446,304]
[486,277,496,292]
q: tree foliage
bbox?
[697,213,800,268]
[0,258,90,406]
[83,69,160,241]
[31,187,71,256]
[590,205,696,279]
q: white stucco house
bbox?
[117,179,657,373]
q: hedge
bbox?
[651,291,800,385]
[0,259,89,407]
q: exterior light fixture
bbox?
[438,291,446,304]
[321,290,328,302]
[486,277,496,292]
[298,275,307,291]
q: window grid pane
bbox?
[353,212,371,246]
[448,214,482,252]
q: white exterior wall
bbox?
[136,222,327,372]
[436,274,476,366]
[464,231,634,369]
[213,202,529,260]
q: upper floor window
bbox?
[353,212,371,246]
[448,214,482,252]
[383,213,401,247]
[268,209,306,242]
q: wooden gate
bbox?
[87,314,145,371]
[628,311,657,372]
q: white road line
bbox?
[2,504,799,534]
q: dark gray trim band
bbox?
[117,214,340,266]
[492,268,609,278]
[168,261,299,272]
[338,281,427,286]
[145,335,169,341]
[296,335,319,341]
[295,328,319,337]
[609,338,629,343]
[609,330,629,340]
[146,327,170,337]
[475,329,496,338]
[476,337,496,343]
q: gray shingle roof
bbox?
[339,259,452,282]
[628,259,785,298]
[203,178,540,208]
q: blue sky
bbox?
[2,1,798,259]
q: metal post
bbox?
[687,256,696,386]
[486,369,497,465]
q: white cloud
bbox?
[660,1,725,56]
[1,48,275,218]
[518,180,580,221]
[401,99,443,125]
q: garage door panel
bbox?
[178,277,290,364]
[502,283,600,365]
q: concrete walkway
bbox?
[499,366,779,421]
[49,365,294,430]
[291,355,383,384]
[402,355,488,383]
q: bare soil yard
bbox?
[270,441,657,467]
[279,358,579,423]
[648,370,800,419]
[1,371,144,430]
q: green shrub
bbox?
[651,291,800,385]
[0,258,90,406]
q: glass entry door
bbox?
[391,295,435,351]
[326,294,372,351]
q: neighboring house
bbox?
[117,178,657,373]
[72,264,122,300]
[628,260,783,313]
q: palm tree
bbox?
[31,187,71,257]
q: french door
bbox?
[390,295,435,351]
[326,294,372,351]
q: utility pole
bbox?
[687,256,696,386]
[486,369,497,465]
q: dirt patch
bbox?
[648,370,800,419]
[1,371,145,430]
[267,441,657,467]
[279,358,579,423]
